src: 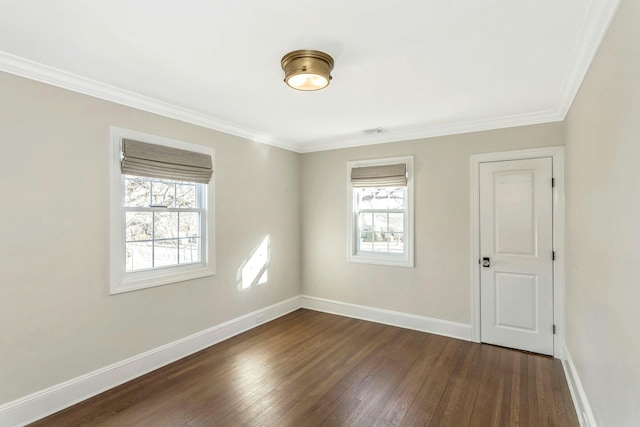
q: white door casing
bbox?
[479,158,554,355]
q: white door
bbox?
[479,157,554,355]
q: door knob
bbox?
[482,257,491,268]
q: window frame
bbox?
[347,156,414,267]
[109,127,216,294]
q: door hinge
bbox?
[552,251,556,261]
[553,324,556,334]
[552,178,555,188]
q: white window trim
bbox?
[346,156,414,267]
[109,126,216,294]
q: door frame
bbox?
[470,146,565,358]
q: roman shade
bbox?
[121,139,213,184]
[351,163,407,187]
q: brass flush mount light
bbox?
[281,50,334,91]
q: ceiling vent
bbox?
[363,127,387,135]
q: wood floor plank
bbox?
[30,310,579,427]
[399,338,468,425]
[508,351,522,426]
[517,351,531,426]
[430,342,479,427]
[457,342,492,427]
[371,334,450,427]
[535,355,552,427]
[468,344,502,427]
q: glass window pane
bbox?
[124,177,151,207]
[151,180,175,208]
[358,188,391,209]
[126,241,152,271]
[358,213,373,251]
[154,212,178,239]
[179,238,200,264]
[388,214,404,254]
[389,213,404,233]
[374,213,389,233]
[389,233,404,253]
[357,187,406,210]
[373,188,390,209]
[179,212,200,238]
[373,213,391,253]
[357,188,375,209]
[154,239,178,267]
[125,212,152,241]
[359,236,373,252]
[388,187,405,209]
[176,183,197,208]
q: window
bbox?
[123,176,204,271]
[347,156,414,267]
[110,127,215,294]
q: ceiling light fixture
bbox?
[281,49,334,91]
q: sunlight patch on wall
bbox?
[237,235,270,291]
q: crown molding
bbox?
[298,108,563,153]
[0,51,299,153]
[554,0,622,119]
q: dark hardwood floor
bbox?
[31,309,578,426]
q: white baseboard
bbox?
[300,295,472,341]
[0,296,301,427]
[562,345,598,427]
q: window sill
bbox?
[110,264,215,295]
[349,254,414,268]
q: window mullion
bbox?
[121,175,126,270]
[177,211,181,265]
[370,212,374,250]
[387,212,390,253]
[151,212,155,268]
[357,208,404,214]
[123,207,201,213]
[198,186,204,264]
[149,180,154,208]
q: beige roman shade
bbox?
[121,139,213,184]
[351,163,407,187]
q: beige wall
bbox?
[0,72,301,404]
[301,124,564,323]
[564,1,640,425]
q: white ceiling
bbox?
[0,0,620,152]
